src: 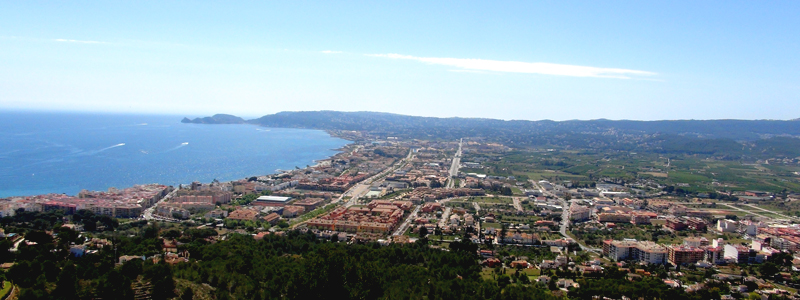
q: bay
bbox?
[0,111,350,197]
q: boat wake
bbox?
[77,143,126,156]
[164,142,189,152]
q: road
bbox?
[341,149,415,207]
[472,202,481,213]
[511,197,524,212]
[142,187,178,221]
[558,198,600,253]
[741,203,798,221]
[392,205,421,236]
[446,139,462,189]
[439,207,453,228]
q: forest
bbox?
[0,210,769,300]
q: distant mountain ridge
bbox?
[183,111,800,158]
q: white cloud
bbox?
[54,38,106,44]
[321,50,342,54]
[369,53,655,79]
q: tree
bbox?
[147,263,175,300]
[759,262,780,278]
[162,228,182,239]
[52,263,78,300]
[497,274,511,289]
[418,226,428,238]
[518,273,531,284]
[278,220,289,228]
[181,287,194,300]
[548,276,558,290]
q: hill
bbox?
[184,111,800,158]
[181,114,245,124]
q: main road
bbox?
[142,186,179,221]
[447,139,463,189]
[392,205,421,236]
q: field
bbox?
[462,149,800,193]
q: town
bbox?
[2,136,800,300]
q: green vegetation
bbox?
[0,281,11,299]
[292,203,339,225]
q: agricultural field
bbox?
[464,148,800,194]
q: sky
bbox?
[1,1,799,121]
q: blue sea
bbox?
[0,111,350,198]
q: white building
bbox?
[716,219,737,233]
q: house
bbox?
[482,258,502,267]
[263,212,281,225]
[557,279,579,289]
[254,232,271,240]
[510,260,529,268]
[580,265,603,275]
[163,239,178,253]
[536,275,551,284]
[540,260,559,269]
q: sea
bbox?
[0,111,350,198]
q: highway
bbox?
[446,138,462,189]
[740,203,798,221]
[721,203,772,220]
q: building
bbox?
[602,240,667,264]
[263,212,281,225]
[683,237,709,248]
[724,244,752,264]
[598,213,630,223]
[630,212,656,225]
[253,196,293,207]
[668,245,705,265]
[228,209,259,221]
[704,246,725,265]
[293,198,326,211]
[204,209,228,219]
[282,205,306,218]
[717,219,737,233]
[666,217,707,232]
[570,205,591,222]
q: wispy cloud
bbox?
[369,53,655,79]
[54,38,106,44]
[321,50,342,54]
[448,69,487,74]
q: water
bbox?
[0,111,350,197]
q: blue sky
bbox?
[1,1,798,121]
